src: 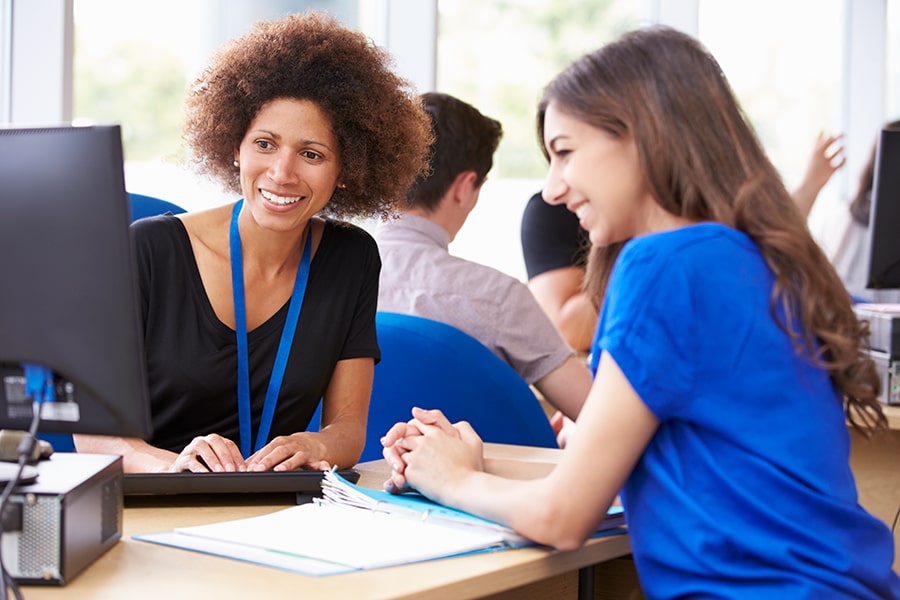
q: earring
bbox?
[233,160,239,168]
[337,183,346,189]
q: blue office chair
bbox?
[39,192,186,454]
[128,192,187,220]
[309,312,559,463]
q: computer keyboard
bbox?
[123,468,360,501]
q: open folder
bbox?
[135,469,627,576]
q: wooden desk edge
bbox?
[386,534,632,600]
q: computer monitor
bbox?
[866,127,900,290]
[0,124,153,439]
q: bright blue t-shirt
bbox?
[592,223,900,599]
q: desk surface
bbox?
[22,444,630,600]
[882,405,900,430]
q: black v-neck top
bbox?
[131,214,380,453]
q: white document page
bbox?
[171,502,507,570]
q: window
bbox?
[699,0,844,200]
[437,0,645,280]
[0,0,11,122]
[888,0,900,119]
[4,0,892,281]
[73,0,365,211]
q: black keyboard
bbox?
[123,468,360,501]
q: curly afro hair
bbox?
[182,12,432,220]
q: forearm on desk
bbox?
[73,433,177,473]
[315,357,373,467]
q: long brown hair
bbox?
[537,26,885,434]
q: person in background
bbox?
[791,131,846,218]
[374,92,591,446]
[74,13,432,473]
[520,191,597,353]
[796,121,900,302]
[381,26,900,599]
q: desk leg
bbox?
[593,555,645,599]
[578,566,594,600]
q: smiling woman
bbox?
[380,25,900,598]
[72,12,433,475]
[234,99,343,237]
[540,106,673,249]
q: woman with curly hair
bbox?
[75,12,431,473]
[381,26,900,598]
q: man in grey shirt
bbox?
[374,92,590,443]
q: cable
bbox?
[0,364,51,600]
[0,411,38,600]
[0,453,27,600]
[892,501,900,535]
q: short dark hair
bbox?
[406,92,503,211]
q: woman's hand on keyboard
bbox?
[246,433,330,472]
[173,434,247,472]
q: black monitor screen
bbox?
[866,127,900,290]
[0,125,152,438]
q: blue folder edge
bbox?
[327,470,627,538]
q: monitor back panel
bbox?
[0,125,152,437]
[867,128,900,289]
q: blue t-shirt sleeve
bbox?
[595,239,696,420]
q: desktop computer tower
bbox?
[867,351,900,405]
[853,304,900,405]
[0,452,123,585]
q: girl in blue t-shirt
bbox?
[381,25,900,599]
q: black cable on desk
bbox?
[0,457,28,600]
[892,502,900,535]
[0,364,53,600]
[0,403,42,600]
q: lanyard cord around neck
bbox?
[229,199,312,458]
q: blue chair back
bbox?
[128,192,186,220]
[309,312,558,463]
[39,192,185,454]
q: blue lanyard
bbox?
[229,199,312,457]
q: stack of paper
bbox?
[135,469,626,576]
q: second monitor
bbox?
[866,126,900,290]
